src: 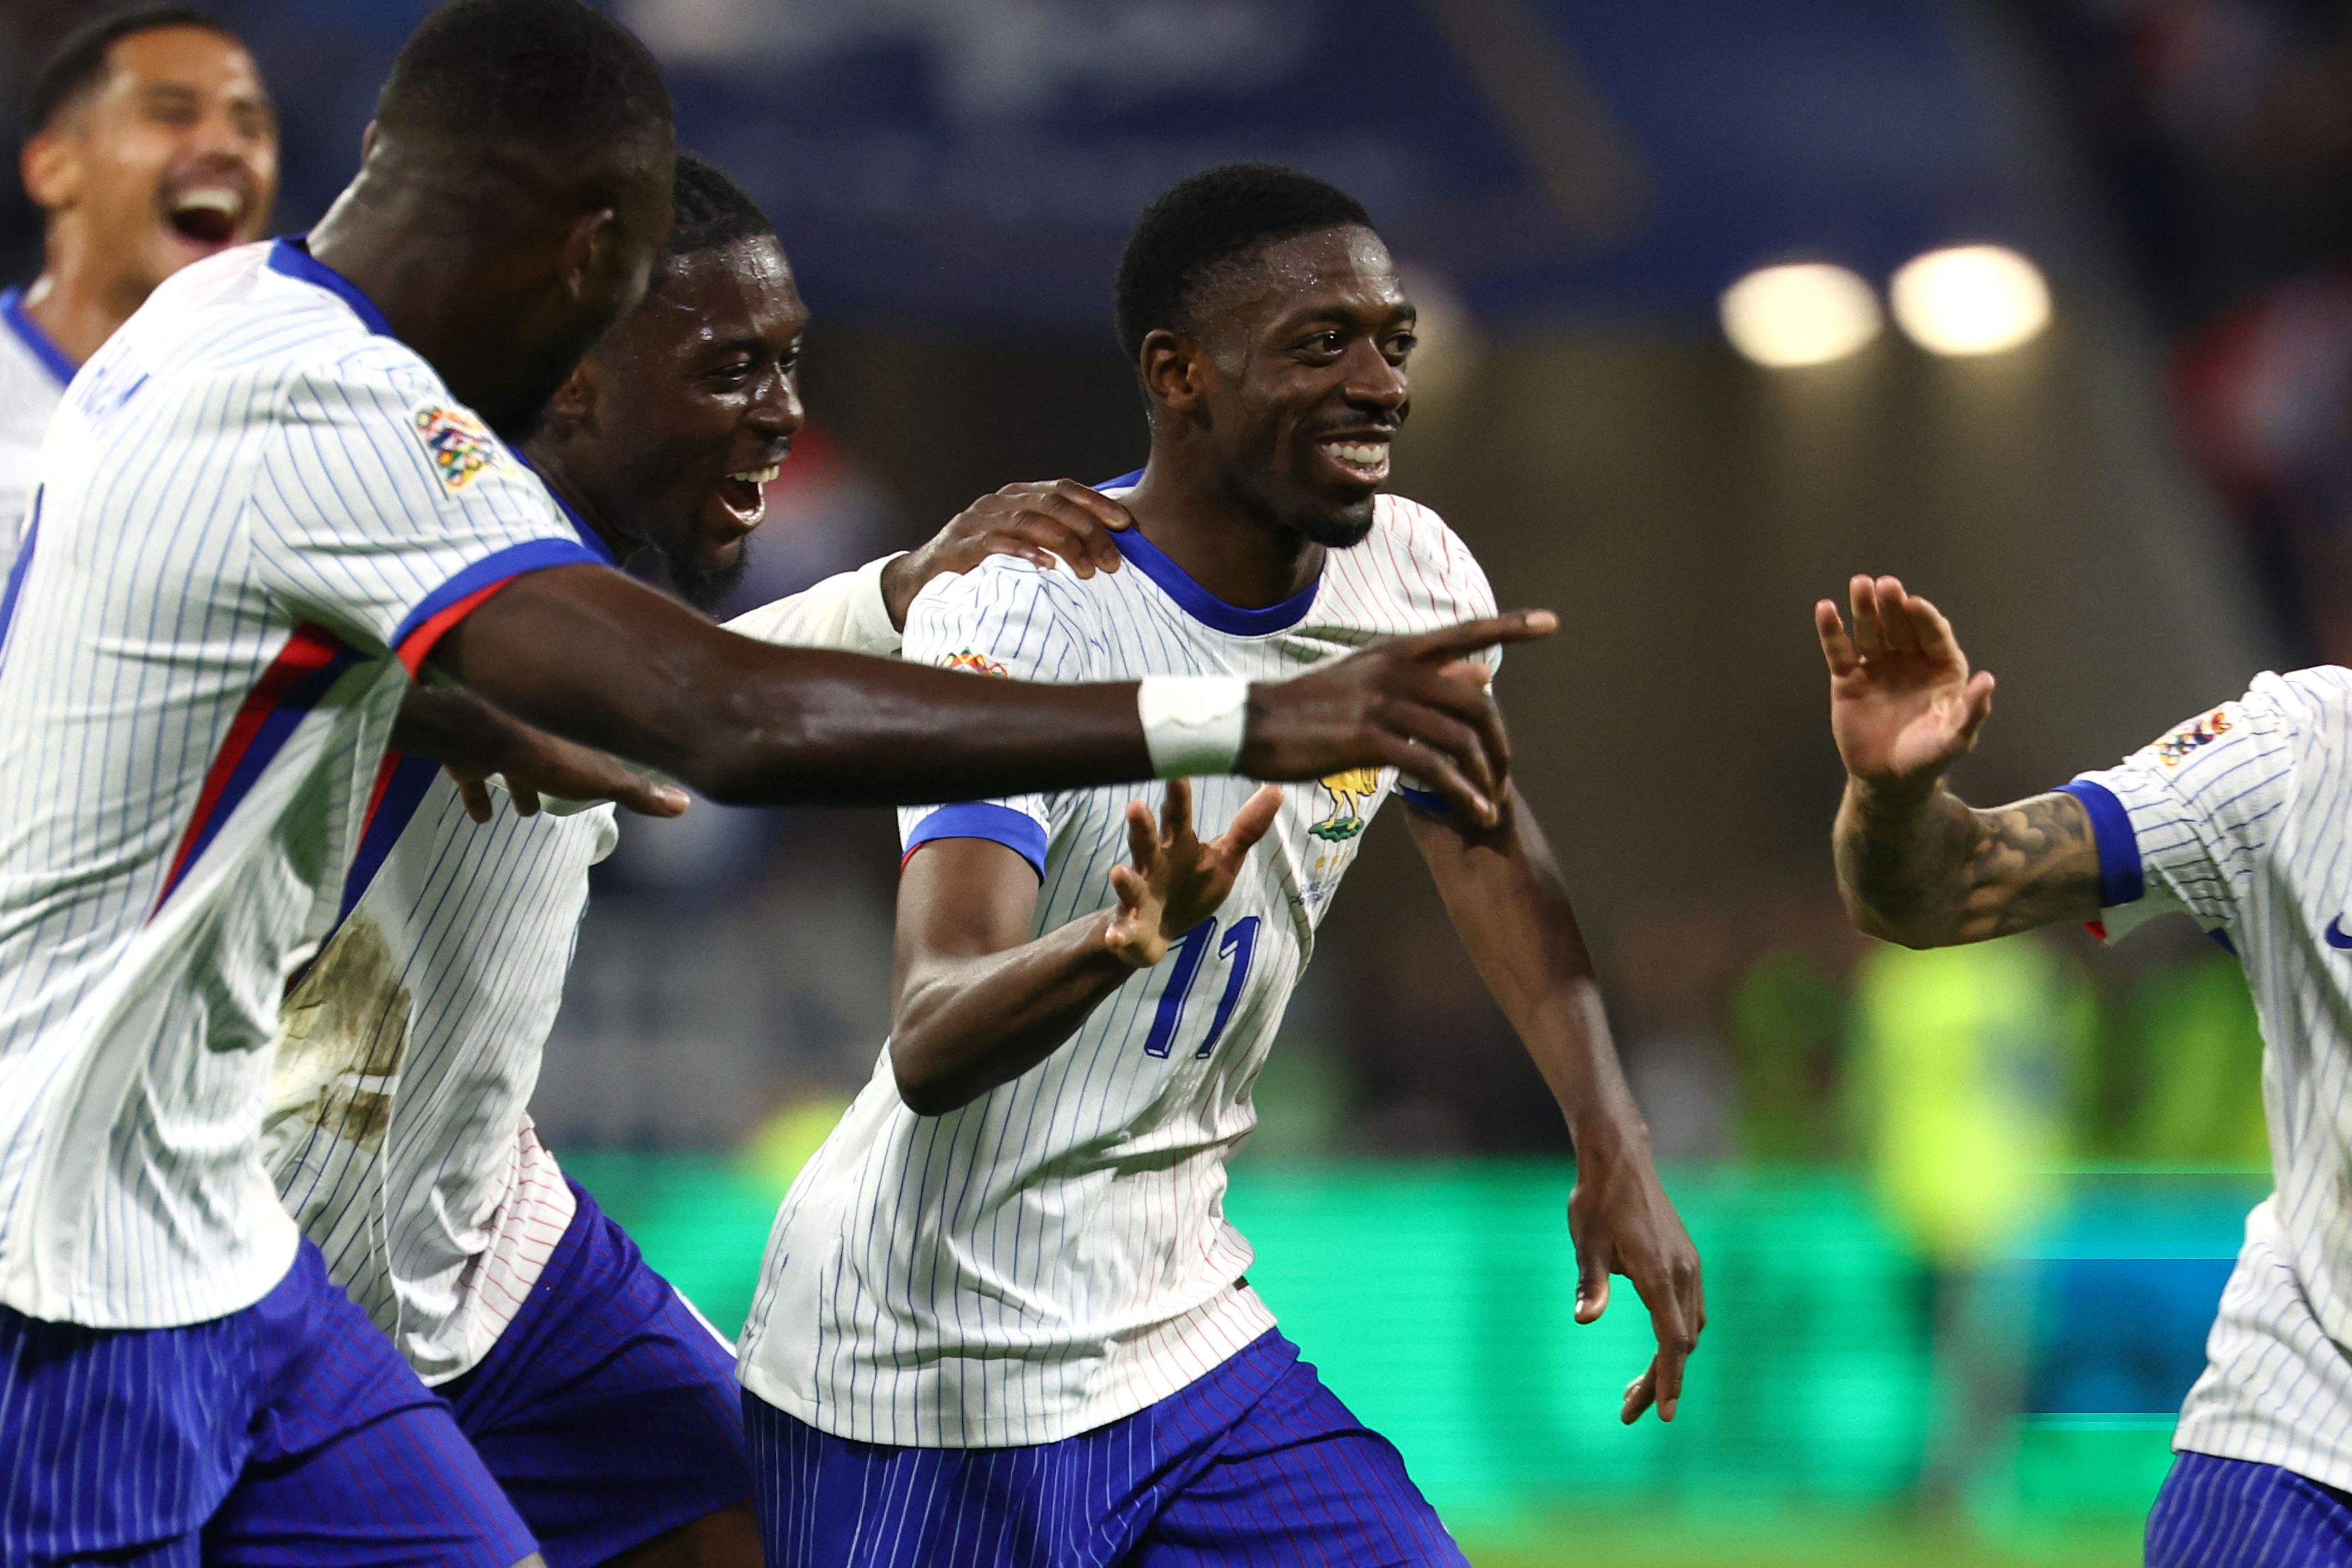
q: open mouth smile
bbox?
[714,463,782,529]
[1317,437,1391,484]
[163,185,247,247]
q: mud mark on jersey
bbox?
[267,916,411,1154]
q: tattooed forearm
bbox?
[1834,784,2102,947]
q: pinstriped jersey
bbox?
[265,556,906,1383]
[739,491,1499,1447]
[2065,667,2352,1489]
[0,239,600,1329]
[0,289,71,576]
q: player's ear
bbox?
[559,207,621,306]
[19,131,81,212]
[1138,328,1207,417]
[544,359,599,431]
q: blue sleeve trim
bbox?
[903,802,1047,881]
[2056,779,2144,908]
[389,536,601,654]
[1396,781,1453,815]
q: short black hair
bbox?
[1114,162,1374,361]
[24,6,240,138]
[376,0,671,171]
[656,150,774,285]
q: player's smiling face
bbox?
[558,236,807,608]
[1200,225,1413,548]
[26,26,277,302]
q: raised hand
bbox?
[881,480,1132,628]
[1816,574,1995,794]
[1242,612,1556,828]
[1103,779,1284,968]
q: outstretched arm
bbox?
[429,563,1548,819]
[1406,790,1703,1425]
[889,780,1282,1114]
[1819,575,2100,947]
[409,480,1145,818]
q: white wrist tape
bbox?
[1137,675,1249,778]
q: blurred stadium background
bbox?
[9,0,2344,1561]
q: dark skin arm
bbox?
[889,779,1282,1114]
[1819,574,2100,947]
[428,563,1550,817]
[401,479,1139,818]
[1405,787,1704,1425]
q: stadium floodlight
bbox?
[1889,245,2050,357]
[1719,262,1883,369]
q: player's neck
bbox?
[1122,460,1322,610]
[20,234,148,367]
[310,179,527,427]
[518,442,630,562]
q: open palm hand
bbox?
[1815,574,1995,792]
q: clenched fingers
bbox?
[1370,730,1494,826]
[988,481,1130,577]
[1375,697,1499,809]
[454,773,495,824]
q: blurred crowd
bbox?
[2020,0,2352,664]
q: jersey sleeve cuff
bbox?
[2055,778,2145,909]
[1396,781,1453,815]
[843,553,907,656]
[901,802,1047,881]
[392,537,601,675]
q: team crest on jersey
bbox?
[2155,709,2232,767]
[942,649,1010,677]
[411,405,498,491]
[1309,767,1381,841]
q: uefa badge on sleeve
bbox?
[410,404,501,492]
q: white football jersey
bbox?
[2066,667,2352,1490]
[0,240,600,1329]
[266,555,909,1382]
[739,490,1500,1447]
[0,288,71,578]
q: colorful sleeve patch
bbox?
[410,404,501,492]
[941,649,1010,677]
[2154,709,2233,767]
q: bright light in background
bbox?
[1890,245,2051,356]
[1719,263,1883,368]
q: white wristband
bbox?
[1137,675,1249,778]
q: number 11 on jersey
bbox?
[1141,915,1260,1060]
